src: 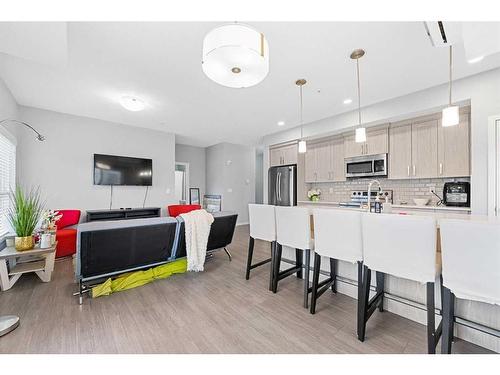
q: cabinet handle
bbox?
[439,163,443,175]
[407,165,410,177]
[360,145,364,155]
[365,144,368,155]
[413,165,416,176]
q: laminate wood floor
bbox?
[0,225,492,354]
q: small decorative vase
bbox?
[15,236,34,251]
[311,195,320,202]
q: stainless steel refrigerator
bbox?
[268,164,297,206]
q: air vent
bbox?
[424,21,462,47]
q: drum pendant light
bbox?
[351,49,366,143]
[442,45,459,127]
[296,79,307,153]
[202,23,269,88]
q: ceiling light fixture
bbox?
[442,45,459,127]
[351,49,366,143]
[343,98,353,104]
[467,55,484,64]
[296,79,307,154]
[277,121,285,126]
[202,23,269,88]
[120,96,145,112]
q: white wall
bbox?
[262,68,500,215]
[255,151,264,204]
[206,142,255,224]
[175,143,206,201]
[17,106,176,216]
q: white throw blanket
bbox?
[180,209,214,272]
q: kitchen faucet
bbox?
[367,180,382,212]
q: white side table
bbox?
[0,243,56,291]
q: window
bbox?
[0,132,16,237]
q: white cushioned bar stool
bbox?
[440,219,500,354]
[274,206,313,308]
[246,204,276,290]
[360,213,442,354]
[310,209,363,314]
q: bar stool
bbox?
[310,209,363,314]
[440,219,500,354]
[246,204,276,291]
[274,206,313,308]
[360,213,442,354]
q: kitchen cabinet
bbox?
[411,119,439,178]
[304,137,345,183]
[344,127,388,158]
[269,143,298,167]
[389,122,412,179]
[437,112,470,177]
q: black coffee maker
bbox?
[443,181,470,207]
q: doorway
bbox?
[175,162,189,204]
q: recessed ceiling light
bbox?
[343,98,353,104]
[467,56,484,64]
[277,121,285,126]
[120,96,145,111]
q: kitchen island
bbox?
[276,201,500,352]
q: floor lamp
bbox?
[0,119,45,337]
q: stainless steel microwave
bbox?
[345,153,388,178]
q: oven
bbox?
[345,153,387,178]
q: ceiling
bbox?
[0,22,499,147]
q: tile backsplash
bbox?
[305,177,470,206]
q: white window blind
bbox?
[0,132,16,237]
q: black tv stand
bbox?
[86,207,161,222]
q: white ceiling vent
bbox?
[424,21,462,47]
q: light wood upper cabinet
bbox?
[331,137,346,181]
[304,137,345,182]
[411,119,439,178]
[269,143,298,167]
[344,127,388,158]
[437,112,470,177]
[389,123,412,179]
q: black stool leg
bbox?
[272,243,282,293]
[245,237,255,280]
[357,261,363,305]
[295,248,303,279]
[269,241,275,291]
[330,258,337,293]
[441,286,455,354]
[426,282,437,354]
[376,272,385,312]
[303,249,311,308]
[357,265,371,342]
[310,253,321,314]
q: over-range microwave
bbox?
[345,153,388,178]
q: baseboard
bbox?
[236,221,249,226]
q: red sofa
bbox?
[167,204,201,218]
[55,210,81,258]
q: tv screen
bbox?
[94,154,152,186]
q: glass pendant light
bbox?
[351,49,366,143]
[442,45,459,127]
[296,79,307,153]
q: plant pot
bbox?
[15,236,34,251]
[311,196,320,202]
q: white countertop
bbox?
[297,201,499,223]
[297,200,471,212]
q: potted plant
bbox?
[307,188,321,202]
[8,187,44,251]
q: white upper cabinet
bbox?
[269,143,298,167]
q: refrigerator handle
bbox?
[277,172,281,201]
[289,167,295,206]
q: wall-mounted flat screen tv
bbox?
[94,154,152,186]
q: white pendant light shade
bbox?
[298,140,307,154]
[442,105,459,127]
[355,127,367,143]
[202,23,269,88]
